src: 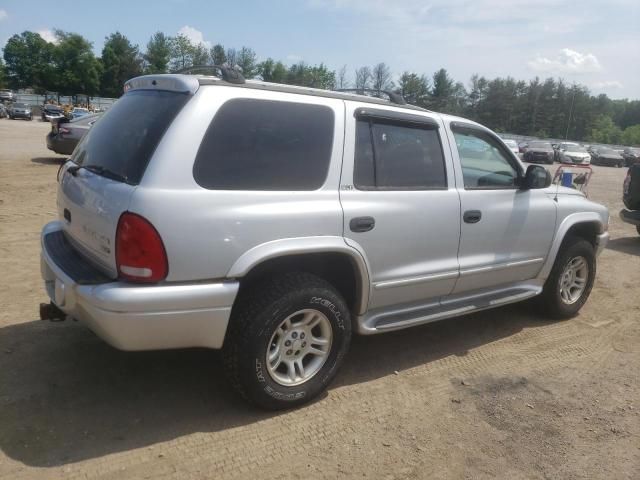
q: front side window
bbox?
[193,98,335,190]
[354,119,446,190]
[452,127,519,189]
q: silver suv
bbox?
[40,71,609,409]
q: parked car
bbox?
[71,107,90,119]
[556,143,591,165]
[41,104,65,122]
[0,104,7,118]
[590,146,624,167]
[518,141,528,153]
[46,113,101,155]
[39,73,609,409]
[621,147,640,167]
[523,141,555,164]
[620,163,640,235]
[503,139,519,155]
[8,102,32,120]
[0,89,14,102]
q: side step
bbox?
[358,285,542,334]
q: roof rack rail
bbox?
[174,65,245,84]
[334,88,407,106]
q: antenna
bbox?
[174,65,245,84]
[334,88,407,105]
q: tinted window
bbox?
[194,99,334,190]
[354,119,446,189]
[453,127,518,189]
[70,90,189,184]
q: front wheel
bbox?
[536,236,596,319]
[222,272,351,410]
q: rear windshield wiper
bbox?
[67,164,128,183]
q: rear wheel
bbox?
[222,272,351,410]
[636,225,640,236]
[536,236,596,319]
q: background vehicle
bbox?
[522,140,555,164]
[621,147,640,167]
[70,107,90,119]
[41,104,65,122]
[40,73,609,409]
[8,103,32,120]
[621,164,640,235]
[46,113,101,155]
[590,146,624,167]
[0,89,14,102]
[518,141,528,153]
[503,139,519,155]
[0,104,7,118]
[556,143,591,164]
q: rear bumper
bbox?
[620,209,640,226]
[46,133,75,155]
[41,221,238,350]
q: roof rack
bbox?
[334,88,407,106]
[174,65,245,84]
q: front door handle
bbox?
[350,216,375,232]
[463,210,482,224]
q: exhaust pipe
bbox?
[39,302,66,322]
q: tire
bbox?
[222,272,352,410]
[636,225,640,236]
[536,236,596,319]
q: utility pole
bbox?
[565,85,576,140]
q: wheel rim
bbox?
[266,309,333,387]
[559,256,589,305]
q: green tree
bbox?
[192,44,210,66]
[588,115,623,144]
[143,32,172,74]
[52,30,101,95]
[621,125,640,146]
[259,58,287,83]
[169,34,195,71]
[430,68,454,112]
[2,31,55,92]
[0,58,7,89]
[210,44,226,65]
[100,32,142,97]
[236,47,257,78]
[397,72,429,106]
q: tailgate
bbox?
[58,166,135,277]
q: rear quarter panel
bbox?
[130,85,346,282]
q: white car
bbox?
[557,143,591,165]
[503,139,519,155]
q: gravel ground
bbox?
[0,119,638,479]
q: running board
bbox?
[356,285,542,335]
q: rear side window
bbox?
[70,90,190,184]
[193,98,334,190]
[354,119,446,189]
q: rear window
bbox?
[193,98,335,190]
[70,90,190,184]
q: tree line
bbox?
[1,29,639,145]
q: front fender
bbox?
[227,236,372,314]
[537,212,605,281]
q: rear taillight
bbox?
[116,212,168,283]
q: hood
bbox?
[565,150,590,157]
[598,153,623,160]
[547,185,586,197]
[529,148,553,153]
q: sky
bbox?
[0,0,638,99]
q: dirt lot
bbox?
[0,119,638,480]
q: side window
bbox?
[452,127,518,189]
[354,119,447,190]
[193,98,334,190]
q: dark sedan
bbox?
[46,113,101,155]
[590,146,624,167]
[41,104,65,122]
[622,147,640,167]
[523,141,554,164]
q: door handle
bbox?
[463,210,482,224]
[350,216,375,232]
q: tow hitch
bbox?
[39,302,66,322]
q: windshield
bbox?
[70,90,190,184]
[565,145,587,152]
[598,147,616,154]
[530,141,551,148]
[503,139,517,147]
[13,103,27,108]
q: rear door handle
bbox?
[463,210,482,224]
[350,216,375,232]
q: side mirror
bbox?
[521,165,552,190]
